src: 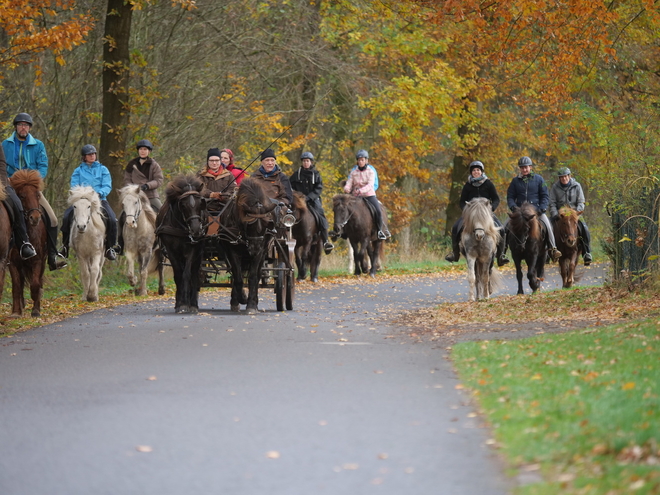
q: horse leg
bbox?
[188,246,203,313]
[527,254,540,293]
[9,262,25,317]
[295,246,306,281]
[136,251,150,296]
[514,257,525,295]
[227,250,243,312]
[310,238,321,283]
[466,255,477,302]
[350,239,362,275]
[30,266,44,317]
[368,240,380,277]
[245,253,263,314]
[125,250,137,287]
[359,239,370,275]
[168,250,185,312]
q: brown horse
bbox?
[0,182,11,306]
[291,191,322,282]
[552,206,583,288]
[332,194,384,277]
[506,202,547,295]
[8,170,47,317]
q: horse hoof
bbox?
[86,296,98,302]
[158,287,165,296]
[190,307,199,314]
[246,306,258,315]
[311,277,318,283]
[231,304,240,312]
[31,310,41,318]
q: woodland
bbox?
[2,0,660,253]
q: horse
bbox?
[155,174,207,314]
[0,182,12,307]
[68,186,106,302]
[7,170,48,317]
[332,194,384,277]
[552,206,583,288]
[290,191,322,282]
[460,197,504,301]
[506,202,547,295]
[119,185,164,296]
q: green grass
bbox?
[453,320,660,494]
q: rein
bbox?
[125,198,142,224]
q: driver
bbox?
[252,148,293,206]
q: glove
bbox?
[140,184,149,192]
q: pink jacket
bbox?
[344,166,376,197]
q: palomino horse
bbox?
[552,206,583,288]
[291,191,322,282]
[155,175,207,314]
[8,170,48,316]
[68,186,106,302]
[0,182,12,306]
[119,185,164,296]
[460,198,504,301]
[332,194,384,277]
[506,202,547,295]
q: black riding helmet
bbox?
[136,139,153,151]
[469,160,484,172]
[300,151,314,162]
[13,112,33,127]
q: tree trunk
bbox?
[100,0,133,212]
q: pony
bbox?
[119,185,164,296]
[506,202,547,295]
[460,197,504,301]
[8,170,48,317]
[552,206,583,288]
[68,186,106,302]
[0,182,12,307]
[332,194,384,277]
[155,174,207,313]
[290,191,322,282]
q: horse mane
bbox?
[292,191,308,212]
[10,169,44,192]
[165,174,203,202]
[558,205,578,222]
[462,198,499,239]
[237,177,277,216]
[509,202,541,240]
[68,185,106,230]
[119,184,157,226]
[332,193,358,209]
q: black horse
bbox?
[156,174,207,313]
[291,191,322,282]
[506,202,547,294]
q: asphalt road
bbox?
[0,263,608,495]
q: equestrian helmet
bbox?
[469,160,484,172]
[300,151,314,162]
[557,167,571,177]
[81,144,97,156]
[136,139,153,151]
[518,156,533,167]
[13,113,33,127]
[356,149,369,159]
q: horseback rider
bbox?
[60,145,119,261]
[220,148,247,186]
[445,160,509,266]
[344,149,390,240]
[198,148,238,210]
[506,156,561,262]
[289,151,334,255]
[252,148,293,206]
[549,167,592,265]
[2,112,64,268]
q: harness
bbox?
[155,189,206,243]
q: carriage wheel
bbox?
[275,261,285,311]
[285,269,295,311]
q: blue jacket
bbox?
[507,172,549,213]
[2,132,48,178]
[71,161,112,200]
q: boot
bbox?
[47,225,67,270]
[20,242,37,260]
[496,229,509,267]
[445,235,461,263]
[105,247,117,261]
[117,211,125,255]
[550,247,562,262]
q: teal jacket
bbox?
[2,132,48,178]
[71,161,112,200]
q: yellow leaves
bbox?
[530,373,543,380]
[622,382,636,390]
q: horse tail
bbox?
[489,266,505,294]
[148,245,163,273]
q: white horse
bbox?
[119,185,164,296]
[460,197,504,301]
[68,186,106,302]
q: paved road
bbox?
[0,264,607,495]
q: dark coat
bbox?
[507,172,549,213]
[252,167,293,205]
[123,157,164,200]
[459,178,500,211]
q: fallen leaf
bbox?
[266,451,280,459]
[136,445,153,453]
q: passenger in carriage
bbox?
[252,148,293,206]
[220,148,246,186]
[198,148,238,210]
[2,112,65,268]
[289,151,334,254]
[60,145,118,261]
[344,149,390,240]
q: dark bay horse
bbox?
[291,191,322,282]
[8,170,47,317]
[552,206,583,288]
[0,182,12,306]
[332,194,384,277]
[506,202,547,295]
[156,175,207,313]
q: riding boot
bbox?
[117,211,126,255]
[60,206,72,258]
[47,224,67,270]
[579,220,592,265]
[445,220,461,262]
[4,197,37,260]
[496,229,510,267]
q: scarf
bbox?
[469,173,488,187]
[259,165,279,178]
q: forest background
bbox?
[2,0,659,255]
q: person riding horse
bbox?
[549,166,592,265]
[198,148,238,210]
[289,151,334,255]
[60,145,119,261]
[344,149,390,240]
[2,112,62,268]
[445,160,509,267]
[505,156,561,262]
[251,148,293,206]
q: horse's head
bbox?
[165,175,207,241]
[463,198,495,242]
[68,186,101,234]
[237,178,277,257]
[557,206,580,247]
[332,194,352,237]
[120,185,144,229]
[10,169,43,227]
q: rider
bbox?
[445,160,509,266]
[344,149,390,240]
[252,148,293,206]
[198,148,238,210]
[549,166,592,265]
[60,145,118,261]
[220,148,247,186]
[289,151,334,254]
[2,112,64,268]
[506,156,561,262]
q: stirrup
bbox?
[20,242,37,260]
[583,253,592,266]
[550,248,562,261]
[49,253,68,271]
[445,253,459,263]
[377,231,387,240]
[105,248,117,261]
[323,241,334,255]
[60,245,69,258]
[497,256,510,267]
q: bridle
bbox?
[124,197,143,225]
[174,190,205,243]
